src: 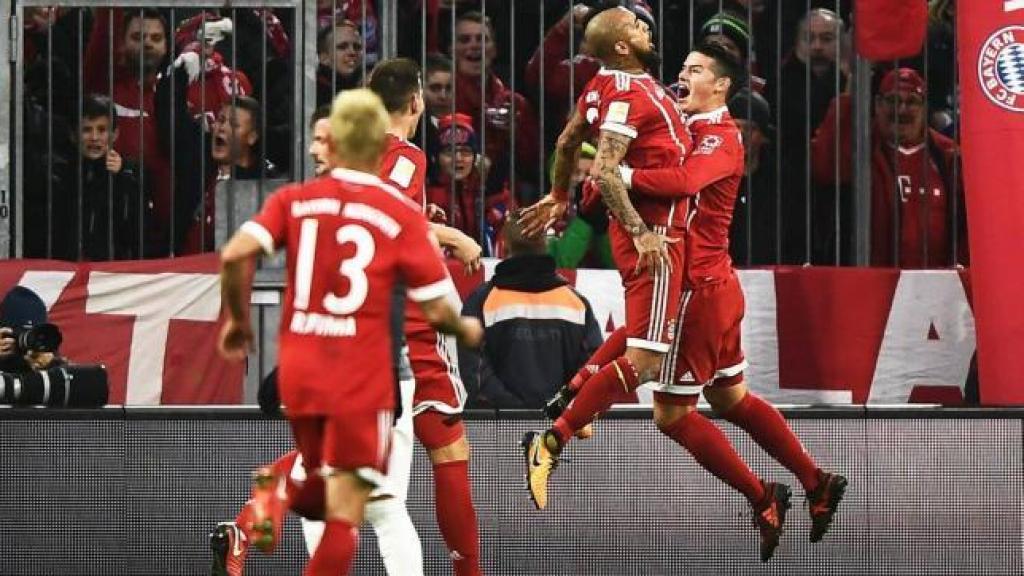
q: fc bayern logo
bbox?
[977,25,1024,112]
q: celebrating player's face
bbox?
[625,14,660,71]
[677,52,721,114]
[308,118,333,176]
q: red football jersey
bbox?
[630,107,745,286]
[577,68,692,228]
[244,168,453,416]
[886,144,950,269]
[380,133,428,210]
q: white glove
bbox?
[173,51,202,83]
[202,17,233,47]
[618,165,634,190]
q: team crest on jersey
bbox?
[977,25,1024,112]
[694,134,723,155]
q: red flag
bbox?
[958,3,1024,404]
[855,0,927,60]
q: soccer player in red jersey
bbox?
[519,5,692,510]
[368,57,486,576]
[623,41,848,562]
[218,88,482,575]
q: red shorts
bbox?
[654,272,747,401]
[609,220,686,354]
[407,327,466,415]
[289,410,393,487]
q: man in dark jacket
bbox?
[460,210,603,408]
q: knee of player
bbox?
[703,378,747,414]
[652,401,695,433]
[623,349,664,383]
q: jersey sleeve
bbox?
[397,210,455,302]
[595,80,655,140]
[628,124,743,197]
[382,147,428,210]
[241,186,290,255]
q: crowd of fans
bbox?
[17,0,966,268]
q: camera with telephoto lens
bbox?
[12,322,63,355]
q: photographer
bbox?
[0,286,65,373]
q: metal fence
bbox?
[1,0,964,267]
[1,406,1020,575]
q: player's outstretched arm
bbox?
[418,297,484,349]
[217,231,263,360]
[621,132,739,198]
[519,109,589,237]
[430,223,483,274]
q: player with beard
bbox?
[518,5,692,511]
[619,40,848,562]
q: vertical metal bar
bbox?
[922,29,931,267]
[331,5,337,98]
[303,0,318,179]
[76,10,85,261]
[419,1,427,151]
[688,0,694,51]
[0,0,13,258]
[110,10,122,258]
[259,10,267,210]
[852,54,872,266]
[479,1,487,250]
[568,0,575,111]
[46,12,53,258]
[538,4,545,196]
[804,0,811,264]
[200,11,207,252]
[743,1,753,266]
[892,57,901,267]
[448,3,456,228]
[657,0,664,81]
[508,0,516,208]
[773,0,782,264]
[138,9,145,259]
[833,0,841,265]
[951,11,961,266]
[228,8,240,248]
[361,0,368,79]
[168,7,176,256]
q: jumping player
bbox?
[218,88,482,575]
[626,40,848,562]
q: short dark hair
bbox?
[81,94,116,130]
[122,9,168,40]
[424,54,453,77]
[310,105,331,129]
[504,209,547,256]
[694,39,746,99]
[229,96,263,140]
[368,58,422,114]
[454,11,495,38]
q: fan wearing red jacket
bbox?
[519,6,691,512]
[218,89,482,575]
[625,41,848,563]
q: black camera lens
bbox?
[16,323,63,354]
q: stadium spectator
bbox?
[426,114,510,256]
[925,0,957,137]
[461,209,603,408]
[422,54,455,182]
[450,11,540,203]
[697,11,765,93]
[811,67,967,268]
[766,8,848,264]
[84,8,174,256]
[160,59,280,254]
[171,13,254,126]
[545,143,615,269]
[524,3,601,109]
[317,0,380,69]
[25,94,145,261]
[728,90,777,265]
[316,20,366,107]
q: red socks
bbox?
[569,327,628,393]
[661,411,766,505]
[304,520,358,575]
[433,460,482,576]
[553,356,640,446]
[722,392,821,492]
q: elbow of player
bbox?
[419,297,454,330]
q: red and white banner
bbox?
[0,256,975,406]
[958,2,1024,404]
[0,255,242,405]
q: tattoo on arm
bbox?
[552,110,588,193]
[594,130,647,235]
